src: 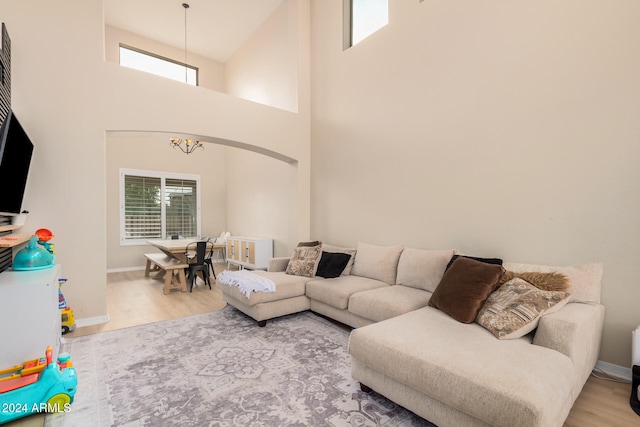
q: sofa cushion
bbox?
[315,251,352,279]
[286,244,322,277]
[348,307,575,427]
[476,278,571,339]
[428,257,505,323]
[503,261,602,304]
[396,248,455,292]
[350,242,404,285]
[305,275,388,310]
[348,285,431,322]
[218,271,308,307]
[322,244,357,275]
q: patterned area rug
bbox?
[45,306,435,427]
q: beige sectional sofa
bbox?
[218,242,605,427]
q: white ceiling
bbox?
[104,0,284,63]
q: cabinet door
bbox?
[241,241,255,264]
[232,240,241,261]
[0,266,61,367]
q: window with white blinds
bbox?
[120,169,200,244]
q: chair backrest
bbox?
[185,241,209,265]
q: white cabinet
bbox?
[226,237,273,270]
[0,265,61,368]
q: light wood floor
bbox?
[7,266,640,426]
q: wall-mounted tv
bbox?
[0,110,34,216]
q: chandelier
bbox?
[169,137,204,155]
[169,4,203,155]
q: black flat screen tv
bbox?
[0,110,34,216]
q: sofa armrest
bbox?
[533,302,605,378]
[268,257,290,272]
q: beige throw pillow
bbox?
[285,244,322,277]
[476,278,570,339]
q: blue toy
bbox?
[0,346,77,423]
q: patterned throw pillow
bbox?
[285,244,322,277]
[476,278,570,339]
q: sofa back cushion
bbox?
[350,242,404,285]
[503,261,603,304]
[396,248,456,292]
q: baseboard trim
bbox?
[107,266,146,273]
[595,360,632,381]
[75,314,110,328]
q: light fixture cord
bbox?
[183,3,188,84]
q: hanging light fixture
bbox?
[169,4,203,155]
[170,137,204,154]
[181,2,189,83]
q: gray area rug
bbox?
[45,306,435,426]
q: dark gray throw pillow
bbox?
[445,254,503,271]
[315,251,352,278]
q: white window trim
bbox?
[119,168,201,246]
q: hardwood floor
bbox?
[64,267,227,338]
[6,265,639,426]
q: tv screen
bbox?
[0,110,34,216]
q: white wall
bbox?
[225,0,296,112]
[225,148,292,257]
[0,0,310,323]
[104,25,226,92]
[105,133,228,270]
[310,0,640,367]
[225,0,310,253]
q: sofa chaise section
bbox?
[218,270,310,327]
[348,259,605,427]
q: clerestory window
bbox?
[343,0,389,49]
[119,44,198,86]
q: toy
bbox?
[0,346,77,424]
[61,307,76,334]
[58,279,76,334]
[35,228,55,257]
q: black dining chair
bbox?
[184,241,211,292]
[203,238,217,281]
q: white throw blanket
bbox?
[217,270,276,298]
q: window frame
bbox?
[343,0,389,50]
[119,168,201,246]
[119,44,199,86]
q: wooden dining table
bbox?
[146,238,225,263]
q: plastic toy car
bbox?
[0,346,77,424]
[61,307,76,334]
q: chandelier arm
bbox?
[169,137,204,155]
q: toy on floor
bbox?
[58,278,76,334]
[0,346,77,424]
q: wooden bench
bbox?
[144,253,189,294]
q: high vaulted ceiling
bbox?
[104,0,284,63]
